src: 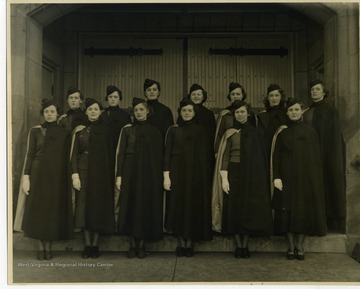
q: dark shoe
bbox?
[185,247,194,257]
[175,246,185,257]
[137,247,146,259]
[287,249,295,260]
[91,246,100,259]
[44,250,52,260]
[127,247,137,259]
[37,250,45,261]
[296,250,305,261]
[234,247,242,259]
[242,247,250,259]
[82,246,92,259]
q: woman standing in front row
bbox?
[71,98,115,259]
[14,99,73,260]
[213,100,273,259]
[116,98,164,259]
[163,98,213,257]
[271,98,326,261]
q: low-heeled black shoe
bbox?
[242,248,250,259]
[82,246,92,259]
[286,249,296,260]
[296,250,305,261]
[137,247,146,259]
[127,247,137,259]
[91,246,100,259]
[185,247,194,257]
[176,246,185,257]
[234,247,242,259]
[45,250,52,260]
[37,250,45,261]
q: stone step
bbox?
[13,232,347,253]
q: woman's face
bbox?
[234,105,249,124]
[287,103,303,121]
[86,103,102,122]
[134,103,149,121]
[43,105,58,122]
[144,84,160,101]
[67,92,82,109]
[180,104,195,121]
[310,84,325,102]
[107,91,120,107]
[229,88,243,103]
[190,89,204,104]
[268,89,281,107]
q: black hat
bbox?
[106,85,122,101]
[40,98,58,114]
[227,82,247,101]
[188,83,207,103]
[177,97,197,114]
[310,79,325,88]
[85,98,102,110]
[67,87,83,100]
[231,99,250,112]
[132,97,147,108]
[143,78,161,91]
[267,84,282,95]
[286,97,302,109]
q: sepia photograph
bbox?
[6,0,360,287]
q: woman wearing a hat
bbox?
[115,98,163,259]
[14,99,73,260]
[212,100,273,259]
[101,85,131,149]
[163,98,212,257]
[257,84,288,154]
[70,98,115,259]
[303,79,346,233]
[58,87,87,133]
[271,98,326,261]
[214,82,250,152]
[143,78,174,141]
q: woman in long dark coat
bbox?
[71,98,115,259]
[115,97,164,259]
[15,99,73,260]
[303,79,346,232]
[100,85,132,148]
[272,98,326,261]
[257,84,288,154]
[214,82,248,152]
[212,100,273,259]
[163,98,212,257]
[143,78,174,141]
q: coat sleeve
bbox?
[23,128,37,175]
[116,127,129,177]
[70,132,80,174]
[164,127,175,171]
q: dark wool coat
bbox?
[257,106,288,154]
[303,99,346,220]
[100,106,131,149]
[164,121,213,241]
[58,108,87,133]
[116,121,164,241]
[272,120,326,236]
[21,123,73,241]
[219,122,273,236]
[146,99,174,141]
[71,120,115,234]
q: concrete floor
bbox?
[10,250,360,284]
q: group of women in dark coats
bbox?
[14,78,345,262]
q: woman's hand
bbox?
[72,173,81,191]
[220,170,230,194]
[274,179,283,191]
[22,175,30,195]
[163,171,171,191]
[116,176,121,191]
